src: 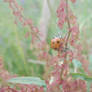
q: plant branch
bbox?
[65,0,71,47]
[64,0,71,62]
[60,0,71,79]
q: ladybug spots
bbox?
[51,38,63,50]
[57,40,60,44]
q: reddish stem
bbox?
[64,0,71,62]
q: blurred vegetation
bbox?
[0,0,92,77]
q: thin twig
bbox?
[65,0,71,46]
[64,0,71,62]
[60,0,71,79]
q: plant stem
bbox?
[64,0,71,62]
[60,0,71,79]
[65,0,71,46]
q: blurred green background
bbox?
[0,0,92,77]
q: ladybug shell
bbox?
[51,37,64,50]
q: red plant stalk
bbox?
[47,0,88,92]
[4,0,42,43]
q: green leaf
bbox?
[72,59,82,69]
[88,55,92,70]
[71,59,85,73]
[71,73,85,80]
[8,77,46,87]
[70,73,92,92]
[86,82,91,92]
[70,73,92,82]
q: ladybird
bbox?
[51,37,65,51]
